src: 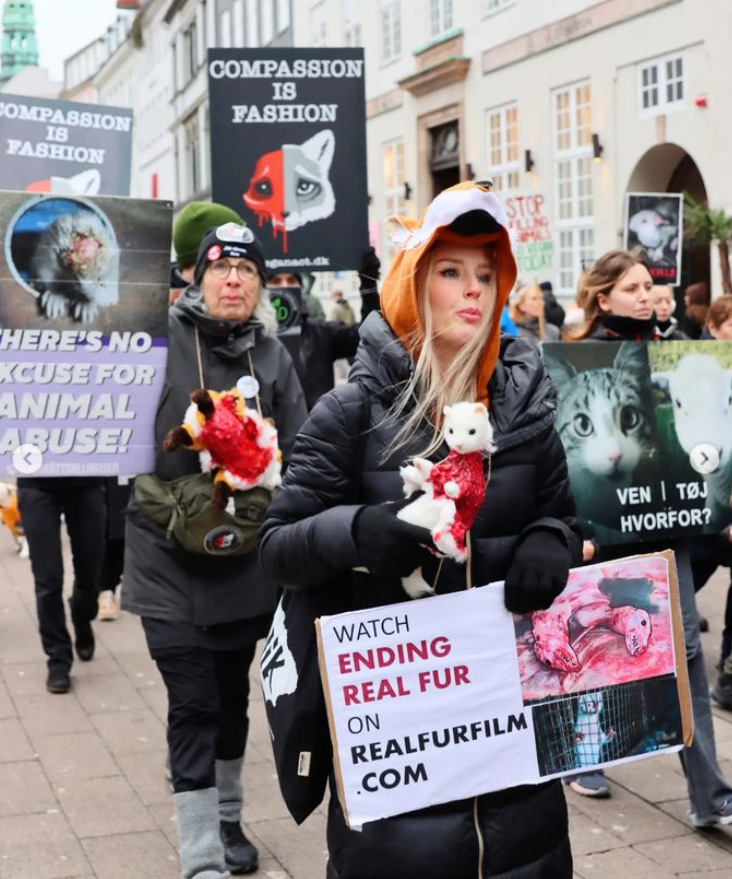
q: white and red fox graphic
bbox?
[25,169,101,196]
[243,129,336,253]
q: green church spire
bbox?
[0,0,39,86]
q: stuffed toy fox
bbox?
[397,402,494,598]
[163,388,281,510]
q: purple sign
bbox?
[0,192,171,477]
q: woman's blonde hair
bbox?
[384,243,498,459]
[564,249,651,341]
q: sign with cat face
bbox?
[208,49,368,273]
[624,193,683,286]
[543,340,732,544]
[0,94,133,197]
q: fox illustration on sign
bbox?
[243,129,336,253]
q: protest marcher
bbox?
[509,282,560,346]
[653,284,687,340]
[260,181,582,879]
[538,280,566,328]
[123,223,307,879]
[173,201,244,284]
[329,290,356,325]
[18,475,106,693]
[96,479,130,621]
[563,250,732,824]
[678,281,711,340]
[267,247,381,410]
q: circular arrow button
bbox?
[12,444,43,475]
[690,444,720,475]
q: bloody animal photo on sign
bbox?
[513,555,675,704]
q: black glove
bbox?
[504,529,572,614]
[358,246,381,294]
[353,500,432,579]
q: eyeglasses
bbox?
[208,258,257,281]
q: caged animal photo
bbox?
[543,341,662,542]
[531,676,683,777]
[513,555,675,704]
[9,197,120,325]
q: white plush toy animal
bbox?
[397,402,494,599]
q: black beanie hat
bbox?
[265,267,303,287]
[193,223,267,287]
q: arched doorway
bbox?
[626,144,709,293]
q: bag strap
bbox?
[194,324,264,418]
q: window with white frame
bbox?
[380,0,401,64]
[343,0,362,46]
[430,0,452,36]
[553,81,595,295]
[183,112,201,197]
[638,53,685,114]
[483,0,512,14]
[245,0,259,46]
[310,1,327,46]
[276,0,291,33]
[486,103,519,192]
[220,9,232,47]
[383,139,406,262]
[232,0,244,47]
[182,19,198,84]
[261,0,275,44]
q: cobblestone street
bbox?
[2,530,732,878]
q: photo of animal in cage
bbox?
[531,675,683,777]
[514,556,675,704]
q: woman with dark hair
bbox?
[562,250,732,826]
[260,181,582,879]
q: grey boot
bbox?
[216,758,258,874]
[173,788,230,879]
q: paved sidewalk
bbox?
[2,531,732,879]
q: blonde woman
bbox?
[509,282,560,345]
[260,182,582,879]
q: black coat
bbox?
[260,312,581,879]
[122,288,307,630]
[294,290,381,410]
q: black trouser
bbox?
[98,537,125,593]
[690,536,732,664]
[18,482,106,670]
[151,643,257,793]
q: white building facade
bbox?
[292,0,726,299]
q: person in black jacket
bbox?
[123,224,307,879]
[266,248,381,410]
[260,182,582,879]
[563,250,732,825]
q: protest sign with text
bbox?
[317,553,691,826]
[505,193,554,275]
[625,193,683,285]
[208,48,368,272]
[0,191,171,477]
[543,340,732,544]
[0,94,133,196]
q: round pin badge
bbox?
[237,375,260,399]
[207,244,222,261]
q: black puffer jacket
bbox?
[260,312,581,879]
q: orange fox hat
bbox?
[380,180,517,406]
